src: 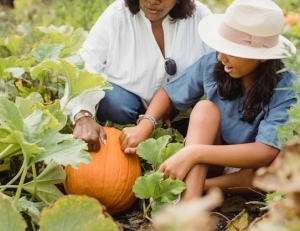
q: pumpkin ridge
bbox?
[109,136,132,209]
[111,152,134,209]
[108,153,141,214]
[107,129,122,210]
[64,127,141,215]
[116,154,141,208]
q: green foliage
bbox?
[38,196,120,231]
[0,194,121,231]
[133,134,186,219]
[0,194,27,231]
[47,0,114,31]
[137,135,183,170]
[0,14,113,231]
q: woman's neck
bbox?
[151,18,165,56]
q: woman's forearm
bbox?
[144,88,173,120]
[190,142,279,169]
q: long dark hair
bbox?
[213,59,283,123]
[124,0,196,21]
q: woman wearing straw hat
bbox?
[120,0,298,199]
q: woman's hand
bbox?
[119,120,154,154]
[158,146,196,181]
[73,117,107,152]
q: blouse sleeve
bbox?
[256,71,298,149]
[60,82,105,123]
[79,10,110,74]
[163,52,216,111]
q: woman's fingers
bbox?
[98,125,107,145]
[124,147,137,155]
[158,163,186,181]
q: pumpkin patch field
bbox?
[0,0,299,231]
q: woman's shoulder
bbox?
[197,50,218,67]
[278,68,298,87]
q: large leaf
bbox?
[16,95,67,131]
[0,35,26,56]
[31,43,65,63]
[32,129,91,167]
[30,58,112,108]
[38,195,121,231]
[133,172,186,203]
[160,143,183,164]
[136,136,171,169]
[0,96,23,131]
[1,130,44,158]
[0,193,27,231]
[23,161,65,204]
[17,197,46,223]
[0,57,17,79]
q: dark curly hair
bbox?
[213,59,283,123]
[124,0,196,22]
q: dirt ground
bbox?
[113,193,265,231]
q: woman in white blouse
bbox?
[70,0,212,152]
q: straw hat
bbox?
[198,0,297,59]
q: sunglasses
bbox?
[165,58,177,76]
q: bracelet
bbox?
[137,114,157,131]
[74,112,94,125]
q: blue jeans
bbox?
[96,83,146,125]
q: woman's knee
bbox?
[96,84,145,124]
[190,100,221,124]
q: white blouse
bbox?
[62,0,212,119]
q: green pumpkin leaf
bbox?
[23,161,66,204]
[31,43,65,63]
[32,129,90,167]
[38,195,121,231]
[0,96,23,131]
[0,35,26,56]
[160,143,184,164]
[137,135,183,170]
[150,127,184,143]
[133,172,186,202]
[37,24,75,36]
[14,79,40,98]
[0,193,27,231]
[30,59,112,110]
[5,67,25,78]
[17,197,46,223]
[137,135,171,169]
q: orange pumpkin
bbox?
[64,127,142,215]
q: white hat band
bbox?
[218,21,280,48]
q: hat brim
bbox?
[198,14,297,59]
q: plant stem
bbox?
[14,153,28,208]
[210,212,230,221]
[30,220,37,231]
[31,164,37,201]
[143,199,154,222]
[0,185,19,189]
[0,160,25,192]
[0,144,13,160]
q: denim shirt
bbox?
[163,51,298,149]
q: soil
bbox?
[113,193,266,231]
